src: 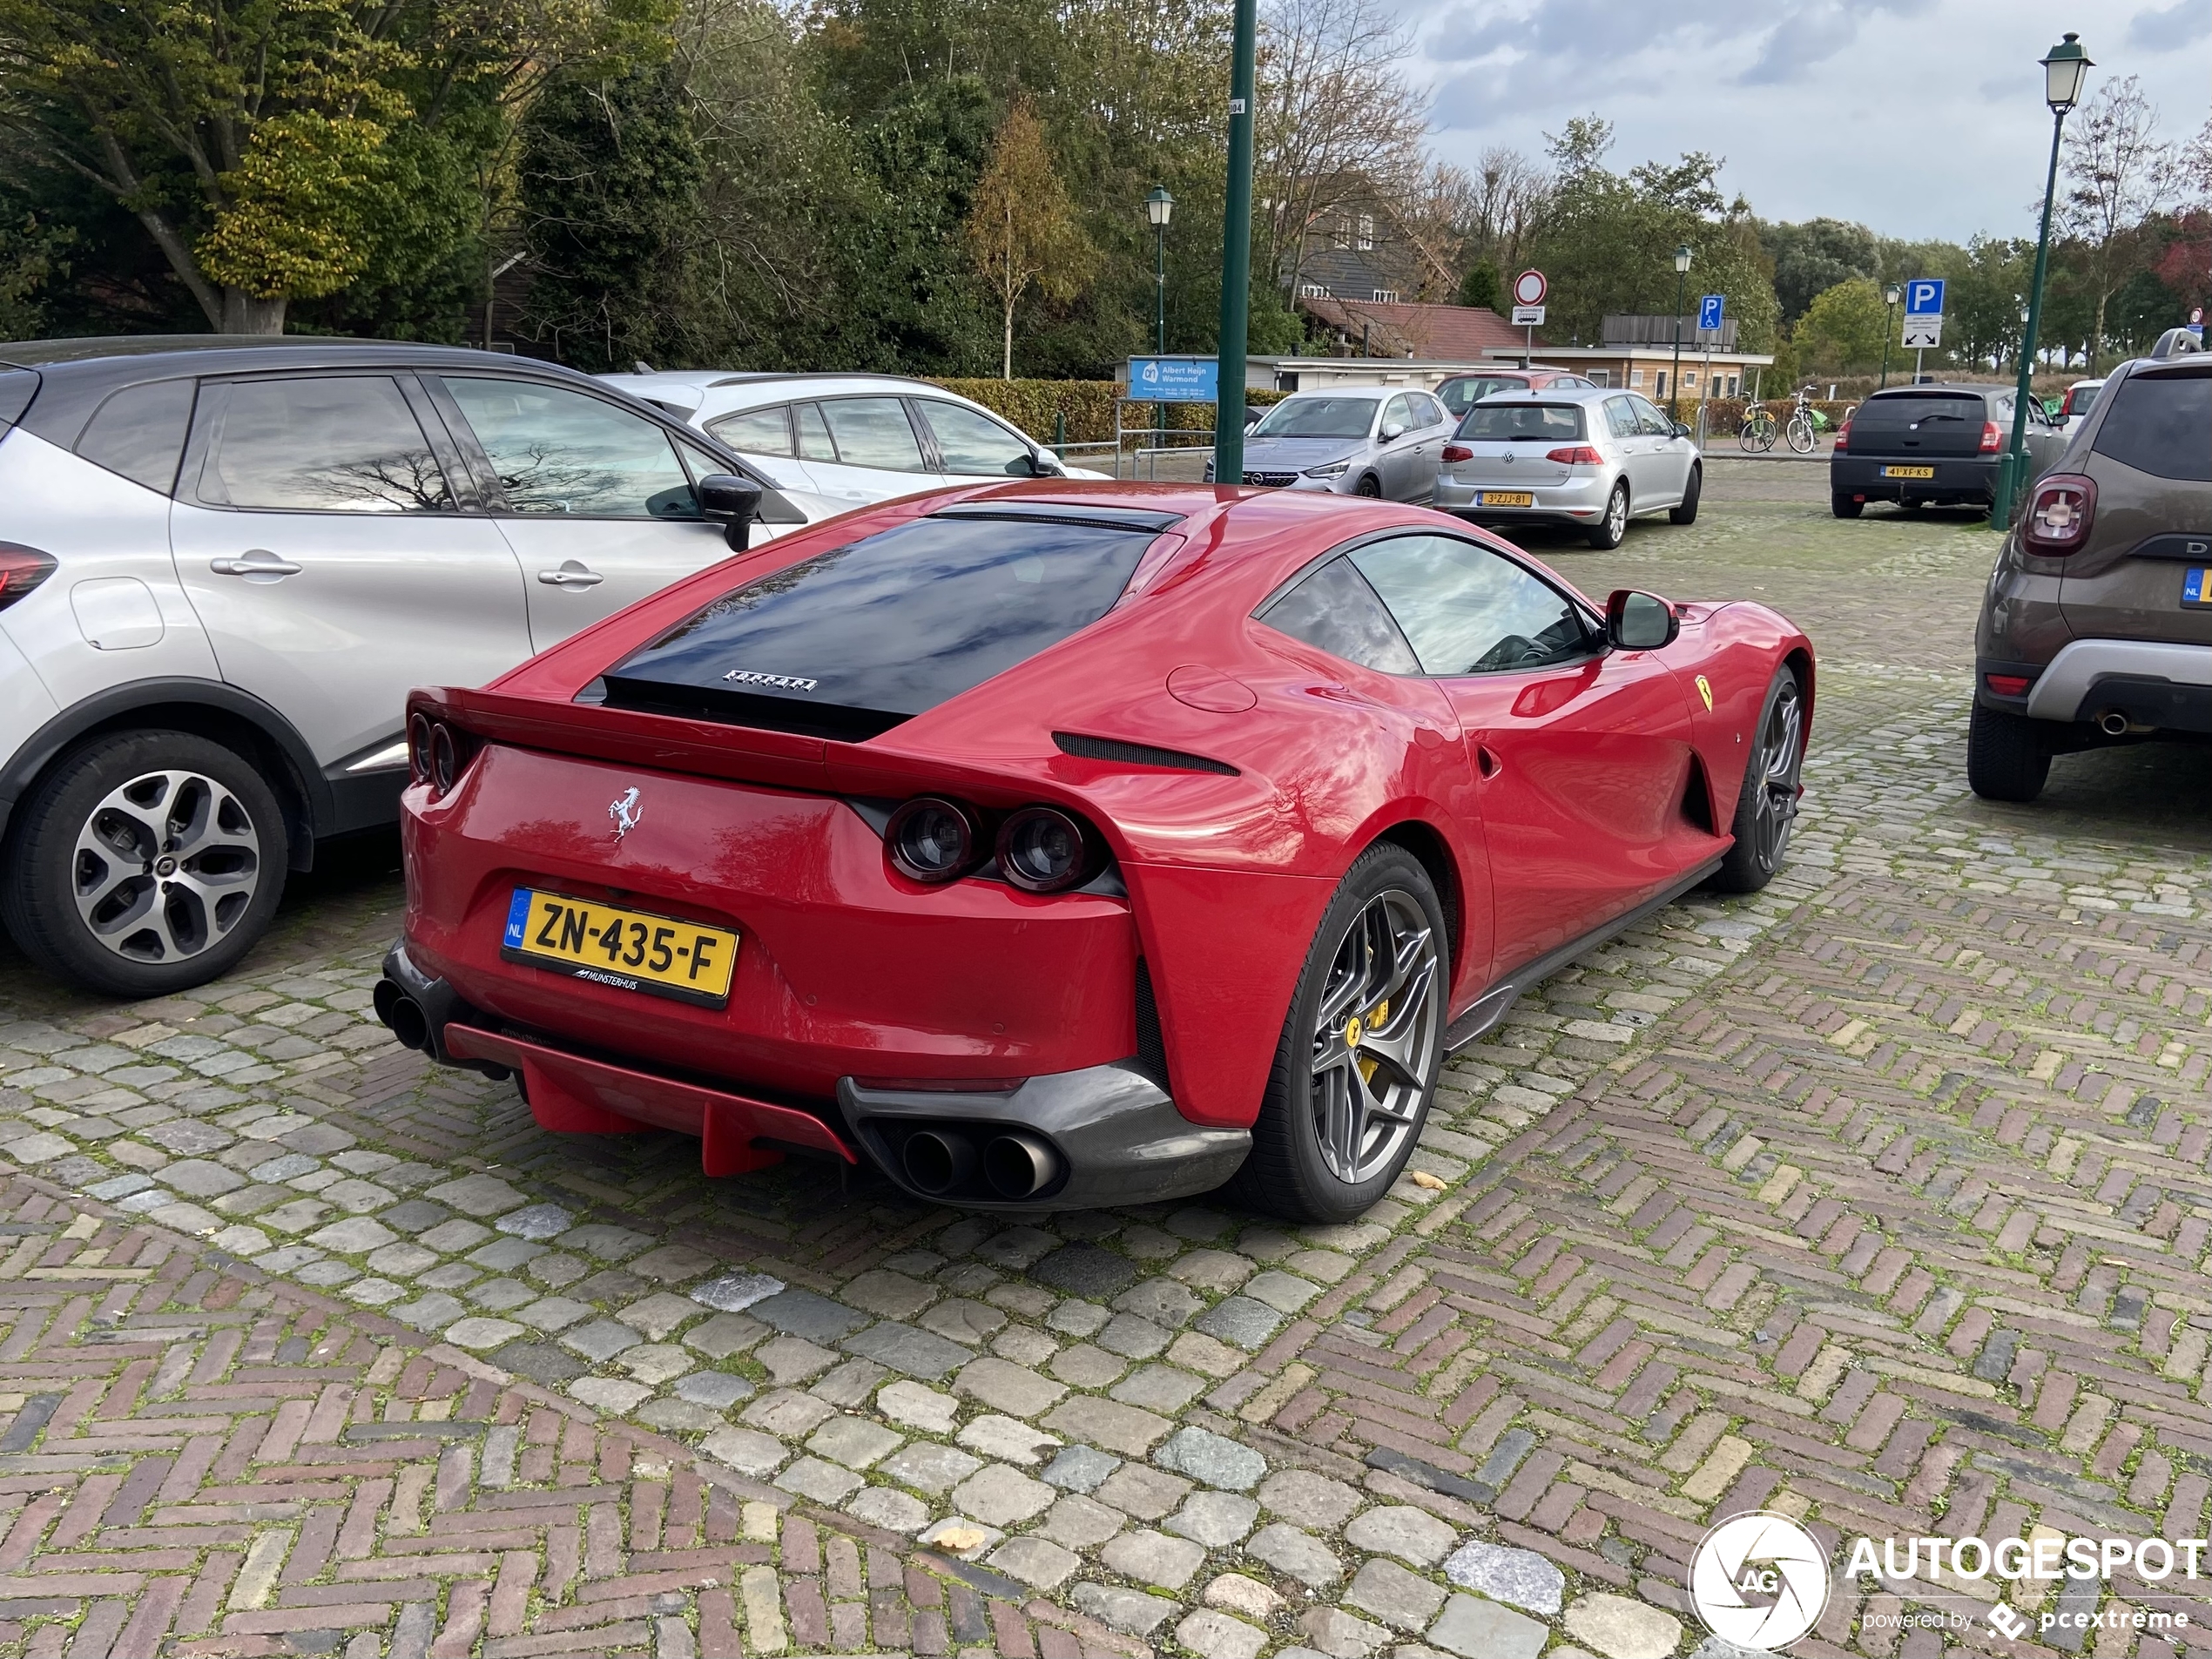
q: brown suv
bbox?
[1969,330,2212,800]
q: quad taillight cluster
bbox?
[885,797,1103,893]
[408,712,481,796]
[2021,474,2096,555]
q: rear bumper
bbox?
[2022,638,2212,732]
[1830,455,1997,501]
[376,941,1246,1210]
[1433,470,1609,521]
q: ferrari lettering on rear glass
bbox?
[721,670,819,691]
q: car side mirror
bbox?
[1673,421,1694,439]
[1606,590,1679,651]
[1017,450,1064,477]
[1379,421,1406,442]
[696,473,764,551]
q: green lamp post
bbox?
[1146,187,1175,353]
[1990,31,2092,531]
[1669,245,1692,420]
[1212,0,1258,489]
[1880,283,1901,388]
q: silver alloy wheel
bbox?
[1744,678,1805,875]
[1605,484,1629,541]
[71,769,263,963]
[1308,889,1442,1184]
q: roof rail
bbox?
[2148,327,2203,360]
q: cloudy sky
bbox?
[1402,0,2210,241]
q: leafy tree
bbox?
[516,59,703,370]
[1757,217,1879,325]
[1457,259,1501,310]
[966,98,1096,378]
[2058,76,2176,371]
[1791,277,1886,374]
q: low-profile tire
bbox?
[1669,464,1702,524]
[0,730,289,997]
[1966,703,2051,803]
[1353,473,1382,498]
[1830,491,1863,519]
[1586,481,1629,549]
[1710,664,1806,894]
[1226,843,1448,1224]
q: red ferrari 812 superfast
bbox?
[378,482,1811,1223]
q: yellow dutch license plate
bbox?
[1479,491,1535,507]
[1882,465,1936,479]
[501,888,738,1008]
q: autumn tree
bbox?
[2058,76,2176,371]
[964,98,1094,379]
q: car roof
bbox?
[1865,383,2002,396]
[1279,386,1393,399]
[1467,387,1617,404]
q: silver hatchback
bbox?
[1432,388,1703,549]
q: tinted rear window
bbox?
[602,515,1157,740]
[1257,556,1420,675]
[1851,394,1984,429]
[2091,372,2211,482]
[77,379,195,493]
[1458,403,1586,441]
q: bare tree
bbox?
[1253,0,1429,301]
[2059,75,2175,371]
[1465,145,1549,272]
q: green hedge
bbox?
[928,379,1289,450]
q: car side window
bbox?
[1629,395,1673,436]
[1349,534,1594,676]
[1410,394,1445,428]
[917,401,1033,475]
[708,404,793,456]
[77,379,196,495]
[1602,397,1641,440]
[1381,395,1413,435]
[1440,381,1471,416]
[1258,556,1421,675]
[199,374,455,513]
[442,377,698,518]
[819,398,927,471]
[792,402,838,462]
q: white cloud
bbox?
[1399,0,2212,239]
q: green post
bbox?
[1053,410,1065,458]
[1992,32,2090,532]
[1212,0,1258,489]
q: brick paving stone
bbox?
[8,485,2212,1653]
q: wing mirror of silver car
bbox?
[1607,590,1680,651]
[1379,421,1406,442]
[696,474,765,551]
[1673,421,1694,438]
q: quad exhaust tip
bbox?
[899,1127,1062,1199]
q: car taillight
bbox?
[1441,444,1472,463]
[1985,674,2033,697]
[1545,445,1603,466]
[0,543,56,611]
[1833,418,1851,452]
[1979,421,2002,453]
[886,797,980,884]
[2021,473,2096,555]
[413,718,480,795]
[408,712,435,784]
[998,806,1095,893]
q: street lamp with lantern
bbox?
[1145,187,1175,353]
[1670,245,1693,421]
[1990,31,2091,531]
[1880,283,1902,388]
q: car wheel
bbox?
[1586,481,1629,549]
[1966,704,2051,803]
[0,731,288,997]
[1354,474,1382,498]
[1830,491,1863,519]
[1669,464,1702,524]
[1229,843,1447,1224]
[1709,664,1805,894]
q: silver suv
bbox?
[0,336,823,996]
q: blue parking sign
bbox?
[1697,294,1724,332]
[1905,279,1946,316]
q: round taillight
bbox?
[408,712,435,784]
[887,798,977,883]
[430,724,459,794]
[998,806,1089,893]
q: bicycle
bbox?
[1784,388,1818,455]
[1738,402,1777,452]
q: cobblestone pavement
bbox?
[2,483,2210,1657]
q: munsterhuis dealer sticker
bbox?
[1687,1510,2200,1649]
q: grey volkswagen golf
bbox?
[1433,387,1702,549]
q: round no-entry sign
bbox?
[1513,269,1548,307]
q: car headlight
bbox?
[1303,461,1351,479]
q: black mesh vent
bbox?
[1133,960,1170,1090]
[1055,732,1238,775]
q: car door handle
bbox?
[210,551,301,578]
[537,562,604,588]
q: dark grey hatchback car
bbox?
[1831,382,2066,516]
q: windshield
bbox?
[1440,377,1526,415]
[1251,397,1380,439]
[1457,403,1586,442]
